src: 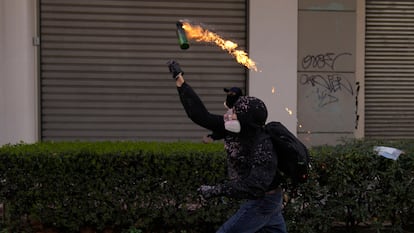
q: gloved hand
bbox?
[197,185,221,200]
[167,60,184,79]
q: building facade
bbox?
[1,0,414,147]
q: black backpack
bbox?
[264,121,310,185]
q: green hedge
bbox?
[285,139,414,233]
[0,141,236,233]
[0,139,413,233]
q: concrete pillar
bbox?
[0,0,38,146]
[249,0,298,134]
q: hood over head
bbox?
[233,96,268,136]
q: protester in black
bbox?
[168,60,287,233]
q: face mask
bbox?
[225,120,241,133]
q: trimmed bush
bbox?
[0,139,413,233]
[285,139,414,233]
[0,141,237,233]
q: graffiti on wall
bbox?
[299,52,353,107]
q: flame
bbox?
[182,22,258,71]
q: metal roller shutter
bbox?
[39,0,247,141]
[365,0,414,139]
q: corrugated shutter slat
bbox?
[40,0,247,141]
[365,0,414,139]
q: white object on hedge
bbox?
[373,146,403,160]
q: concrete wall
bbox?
[355,0,365,139]
[0,0,38,146]
[249,0,298,135]
[0,0,359,146]
[297,0,356,146]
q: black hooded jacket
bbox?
[177,83,280,199]
[218,96,280,199]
